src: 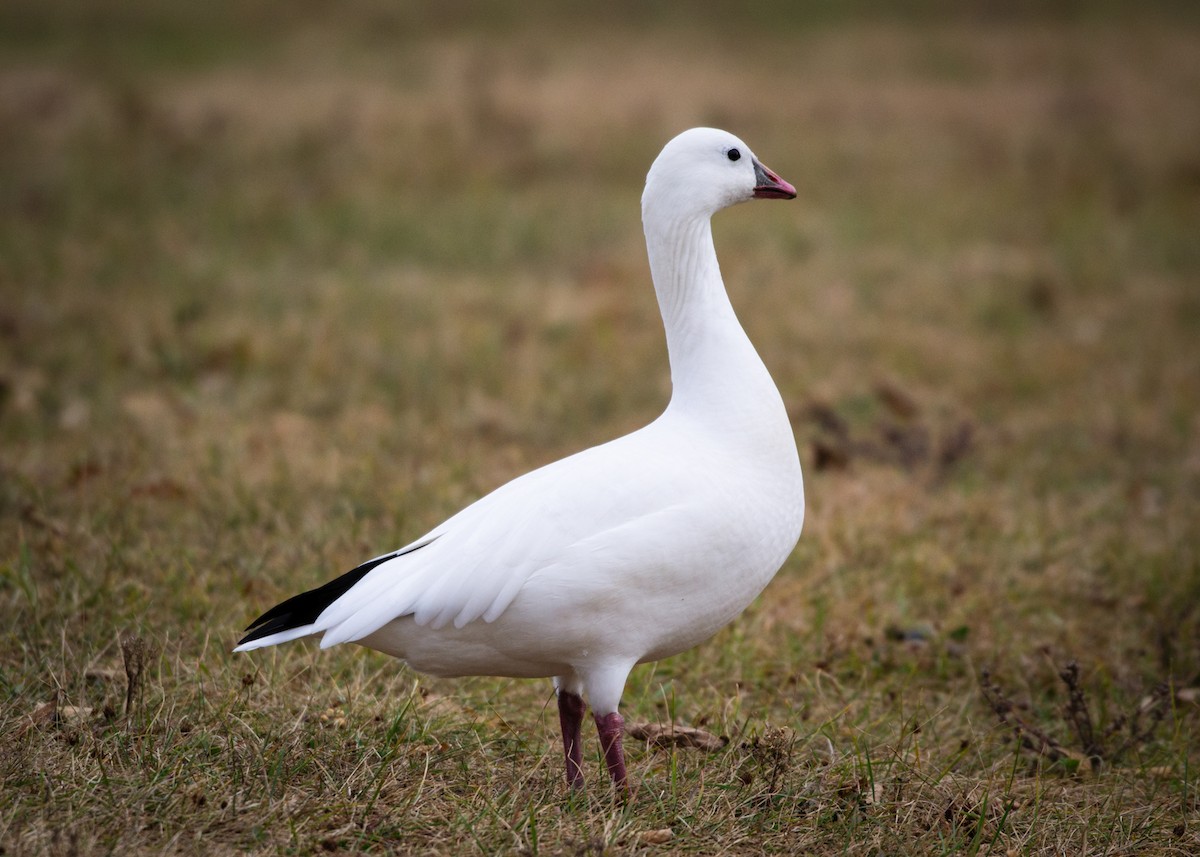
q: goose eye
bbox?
[727,148,741,162]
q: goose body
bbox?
[237,128,804,791]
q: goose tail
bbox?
[233,549,408,652]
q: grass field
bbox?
[2,2,1199,854]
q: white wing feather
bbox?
[311,425,699,648]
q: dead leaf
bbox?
[625,722,727,751]
[876,380,919,419]
[797,400,849,438]
[862,779,887,805]
[638,828,674,845]
[812,438,850,471]
[59,705,94,724]
[20,698,96,735]
[879,421,930,469]
[20,698,59,735]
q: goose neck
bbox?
[643,210,773,420]
[644,213,734,346]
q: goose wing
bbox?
[237,425,710,651]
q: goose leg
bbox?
[582,662,634,794]
[594,711,628,792]
[556,688,586,789]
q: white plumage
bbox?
[237,127,804,791]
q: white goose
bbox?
[236,127,805,792]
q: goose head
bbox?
[642,127,796,221]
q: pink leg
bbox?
[557,689,586,789]
[594,711,629,793]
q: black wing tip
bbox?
[241,595,301,634]
[236,538,437,645]
[237,607,306,644]
[237,620,288,647]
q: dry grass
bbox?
[2,2,1199,854]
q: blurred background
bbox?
[1,0,1199,851]
[5,0,1197,476]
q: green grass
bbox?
[2,3,1199,854]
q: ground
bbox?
[1,2,1199,854]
